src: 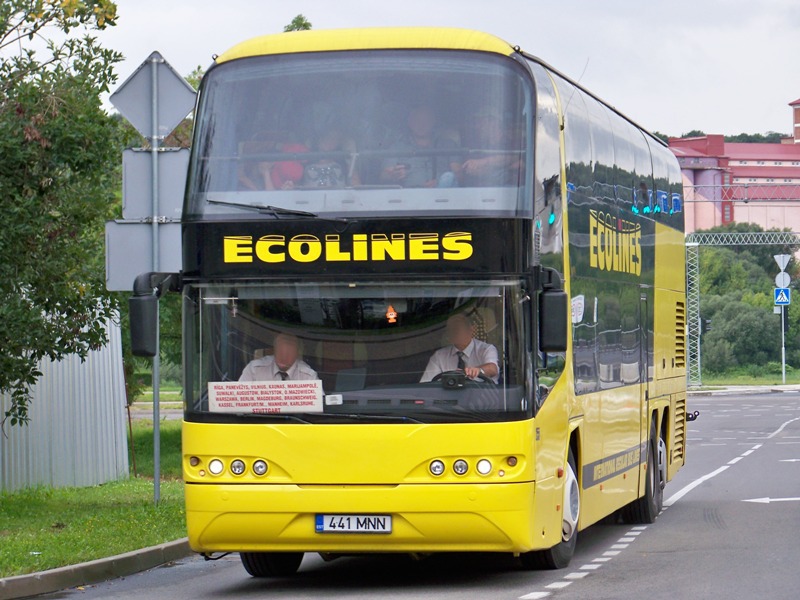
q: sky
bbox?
[94,0,800,137]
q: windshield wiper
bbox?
[312,412,425,424]
[206,198,348,222]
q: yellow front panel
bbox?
[183,420,565,554]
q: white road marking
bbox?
[610,544,629,550]
[546,581,573,590]
[664,465,730,507]
[618,537,636,542]
[580,564,602,570]
[564,572,589,580]
[603,550,621,556]
[519,592,550,599]
[779,458,800,462]
[742,496,800,504]
[593,557,612,563]
[728,457,743,465]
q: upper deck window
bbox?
[186,50,533,220]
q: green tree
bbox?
[284,14,312,32]
[0,0,121,425]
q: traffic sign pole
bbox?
[774,255,792,385]
[150,54,161,505]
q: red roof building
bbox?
[668,99,800,233]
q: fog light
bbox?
[507,456,518,467]
[189,456,200,467]
[253,460,268,476]
[208,459,224,475]
[230,459,246,475]
[429,460,445,476]
[477,459,492,475]
[453,459,469,475]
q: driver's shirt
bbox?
[239,356,318,381]
[420,338,499,383]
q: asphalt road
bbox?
[43,392,800,600]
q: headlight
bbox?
[230,459,246,475]
[253,460,268,476]
[208,459,224,475]
[429,460,445,476]
[476,459,492,475]
[453,459,469,475]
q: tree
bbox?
[284,14,312,32]
[0,1,122,425]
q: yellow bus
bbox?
[131,27,687,576]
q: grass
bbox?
[700,371,800,386]
[0,420,186,579]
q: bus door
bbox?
[639,290,651,437]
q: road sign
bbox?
[775,272,791,288]
[105,221,181,291]
[109,51,196,139]
[122,148,189,220]
[774,254,791,272]
[775,288,791,305]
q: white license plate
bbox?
[315,514,392,534]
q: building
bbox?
[669,99,800,233]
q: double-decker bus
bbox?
[131,27,687,575]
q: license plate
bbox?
[315,514,392,534]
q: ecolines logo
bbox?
[223,232,473,264]
[589,210,641,276]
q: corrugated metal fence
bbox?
[0,322,129,492]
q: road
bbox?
[44,393,800,600]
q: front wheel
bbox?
[520,449,579,570]
[240,552,304,577]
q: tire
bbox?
[520,449,579,570]
[240,552,304,577]
[621,421,663,524]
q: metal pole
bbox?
[782,305,786,385]
[150,56,161,505]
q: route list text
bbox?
[208,380,324,414]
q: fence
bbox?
[0,322,129,492]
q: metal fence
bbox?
[0,321,129,492]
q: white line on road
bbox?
[742,496,800,504]
[727,457,743,465]
[663,465,730,507]
[519,592,550,599]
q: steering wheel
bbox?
[431,370,495,385]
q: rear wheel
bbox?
[621,421,663,524]
[520,449,579,570]
[240,552,304,577]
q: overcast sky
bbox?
[98,0,800,137]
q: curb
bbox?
[0,538,191,600]
[689,387,800,397]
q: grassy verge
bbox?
[700,371,800,386]
[0,420,186,579]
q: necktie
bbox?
[278,370,289,381]
[456,351,466,371]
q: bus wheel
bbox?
[240,552,304,577]
[520,450,579,570]
[621,421,663,524]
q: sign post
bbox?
[109,52,196,504]
[774,255,792,385]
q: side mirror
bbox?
[536,266,567,353]
[539,288,568,352]
[129,294,159,357]
[129,272,180,358]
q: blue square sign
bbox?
[775,288,791,305]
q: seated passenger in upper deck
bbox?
[460,108,523,187]
[379,104,461,188]
[301,127,360,188]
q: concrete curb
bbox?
[0,538,191,600]
[689,386,800,397]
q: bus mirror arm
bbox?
[129,272,181,358]
[536,266,568,353]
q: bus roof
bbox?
[216,27,515,63]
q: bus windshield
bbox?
[187,50,533,219]
[185,280,532,423]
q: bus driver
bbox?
[239,333,318,382]
[420,313,499,383]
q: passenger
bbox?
[420,314,499,383]
[237,135,308,191]
[302,127,360,187]
[379,104,460,188]
[239,333,318,381]
[460,108,521,186]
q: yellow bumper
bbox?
[187,481,538,554]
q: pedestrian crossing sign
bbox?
[775,288,791,305]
